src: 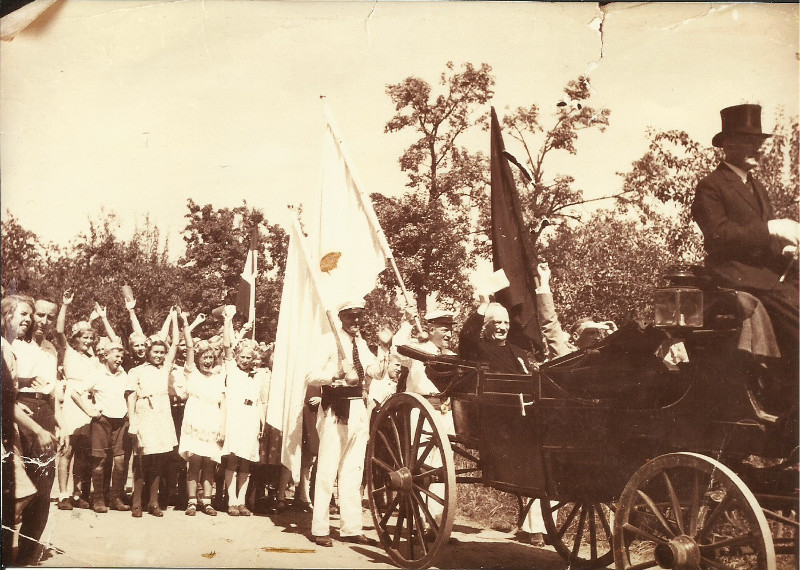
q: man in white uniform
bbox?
[307,299,388,547]
[393,308,457,534]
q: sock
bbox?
[236,477,250,505]
[227,478,238,507]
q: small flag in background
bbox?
[235,226,258,325]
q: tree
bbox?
[381,61,495,313]
[24,212,185,340]
[179,199,287,342]
[540,210,675,328]
[501,76,611,228]
[1,212,49,295]
[619,111,799,260]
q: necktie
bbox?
[352,340,365,382]
[746,173,764,214]
[352,339,368,405]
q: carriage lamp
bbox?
[653,287,704,328]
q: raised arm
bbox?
[235,320,253,343]
[182,312,206,374]
[125,294,144,336]
[162,307,181,370]
[534,262,574,359]
[156,309,172,342]
[221,305,236,361]
[94,302,120,344]
[54,290,73,350]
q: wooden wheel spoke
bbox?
[371,455,394,473]
[662,470,685,535]
[409,412,426,470]
[388,414,405,467]
[572,503,588,557]
[405,496,415,559]
[588,506,598,560]
[699,532,760,551]
[622,522,669,545]
[556,502,581,541]
[371,484,388,495]
[392,496,406,548]
[408,495,429,555]
[399,410,412,465]
[413,465,444,481]
[410,488,439,534]
[597,503,613,541]
[625,559,660,570]
[379,492,402,528]
[688,470,701,536]
[699,556,740,570]
[376,429,403,469]
[636,490,677,538]
[416,438,436,468]
[412,482,445,506]
[698,492,735,538]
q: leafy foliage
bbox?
[541,210,676,328]
[179,199,287,342]
[381,62,494,313]
[1,203,287,344]
[619,111,799,262]
[501,76,612,228]
[1,212,48,295]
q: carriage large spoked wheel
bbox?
[614,452,775,570]
[541,498,615,568]
[366,392,456,569]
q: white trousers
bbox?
[311,399,369,538]
[521,499,546,533]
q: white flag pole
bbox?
[322,103,424,334]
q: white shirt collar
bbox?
[723,161,750,184]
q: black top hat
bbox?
[712,104,772,148]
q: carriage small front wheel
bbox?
[366,392,457,569]
[613,452,775,570]
[541,498,615,568]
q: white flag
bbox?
[268,111,388,480]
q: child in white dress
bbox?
[177,313,226,516]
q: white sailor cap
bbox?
[338,299,366,313]
[424,309,455,325]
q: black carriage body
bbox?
[445,286,793,505]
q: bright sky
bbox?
[2,1,798,259]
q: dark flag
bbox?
[490,107,544,357]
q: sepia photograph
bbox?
[1,1,798,568]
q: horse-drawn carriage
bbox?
[364,266,799,569]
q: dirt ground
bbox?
[22,502,571,569]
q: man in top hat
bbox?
[692,103,799,382]
[306,298,388,548]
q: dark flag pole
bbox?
[490,107,544,358]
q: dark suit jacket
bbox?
[692,163,783,291]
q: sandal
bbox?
[185,503,197,516]
[203,504,217,516]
